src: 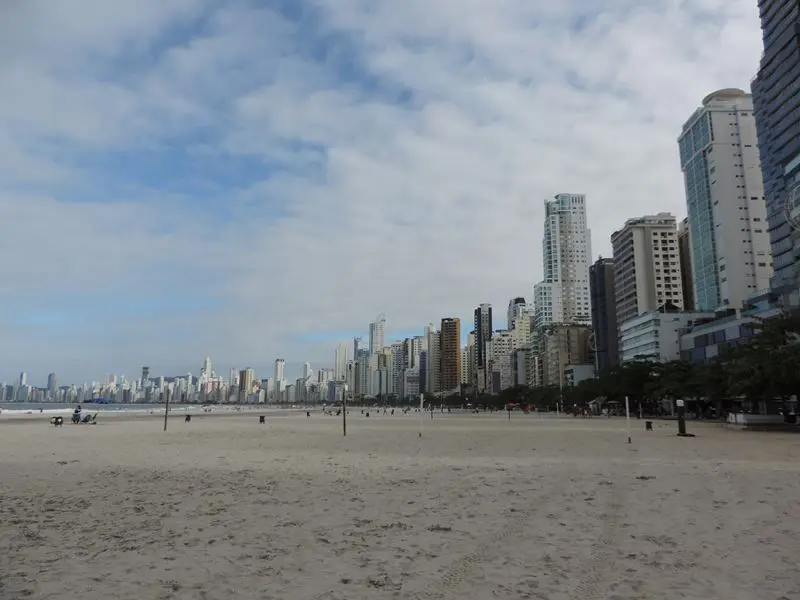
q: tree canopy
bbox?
[548,308,800,413]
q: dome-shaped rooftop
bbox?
[702,88,747,105]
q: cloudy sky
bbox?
[0,0,763,385]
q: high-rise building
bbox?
[356,349,369,397]
[511,304,532,349]
[19,372,27,387]
[390,341,405,395]
[334,342,348,381]
[368,314,386,354]
[460,346,471,385]
[202,357,212,376]
[611,213,684,327]
[473,303,493,372]
[679,89,772,310]
[379,347,394,395]
[407,336,424,369]
[229,367,239,387]
[589,257,619,373]
[274,359,285,385]
[424,324,441,395]
[534,193,592,329]
[677,218,695,310]
[507,297,527,330]
[302,362,313,380]
[540,324,593,388]
[752,4,800,293]
[440,318,461,393]
[462,331,476,387]
[487,330,516,392]
[47,373,57,394]
[239,368,255,400]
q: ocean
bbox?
[0,403,196,415]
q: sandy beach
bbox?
[1,411,800,600]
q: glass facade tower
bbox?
[751,0,800,291]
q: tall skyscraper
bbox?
[752,3,800,292]
[274,359,285,384]
[589,257,619,373]
[511,304,532,349]
[47,373,57,394]
[302,362,313,379]
[473,303,493,373]
[334,342,348,381]
[368,314,386,354]
[202,357,212,376]
[611,213,684,327]
[390,341,405,395]
[239,368,255,401]
[533,193,592,329]
[356,349,369,397]
[19,372,27,387]
[424,323,441,395]
[678,218,695,310]
[507,297,527,330]
[679,89,772,310]
[440,318,461,393]
[460,342,472,385]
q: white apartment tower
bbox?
[463,331,476,386]
[368,314,386,354]
[678,88,772,310]
[611,213,684,327]
[334,342,348,381]
[534,194,592,329]
[507,297,527,330]
[424,323,441,394]
[274,359,285,385]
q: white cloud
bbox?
[0,0,763,382]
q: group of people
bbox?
[72,404,91,423]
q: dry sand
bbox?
[1,411,800,600]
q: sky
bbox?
[0,0,764,385]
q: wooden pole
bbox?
[163,389,170,432]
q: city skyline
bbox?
[0,2,764,381]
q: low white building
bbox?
[619,309,714,363]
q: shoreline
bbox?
[0,405,303,425]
